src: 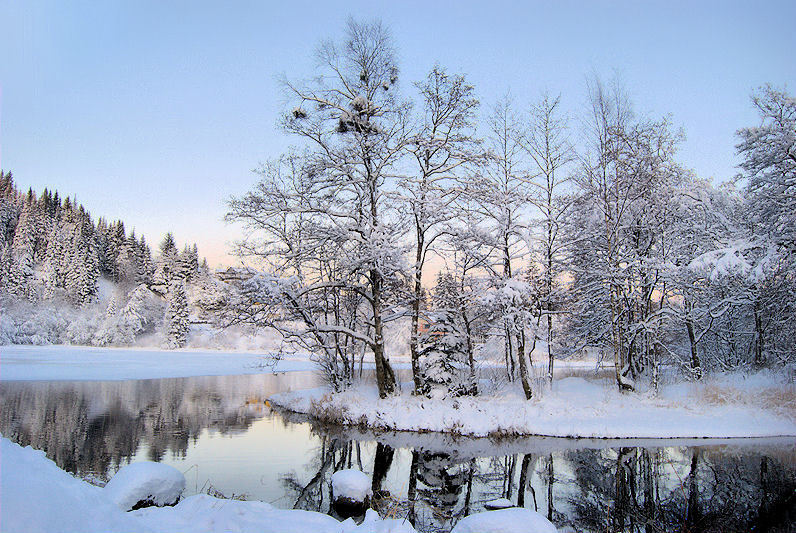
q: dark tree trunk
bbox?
[371,268,396,398]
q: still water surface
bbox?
[1,371,794,532]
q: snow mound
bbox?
[134,493,342,533]
[331,469,372,502]
[452,508,557,533]
[104,462,186,511]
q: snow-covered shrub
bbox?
[65,309,102,345]
[93,285,164,347]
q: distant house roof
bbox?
[216,266,257,283]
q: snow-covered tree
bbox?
[152,232,180,295]
[463,94,536,399]
[92,294,119,346]
[737,85,796,366]
[523,93,574,382]
[567,77,687,390]
[419,270,483,397]
[9,195,38,299]
[402,65,483,394]
[228,18,409,397]
[164,280,189,349]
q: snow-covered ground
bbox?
[0,436,422,533]
[0,344,317,381]
[270,371,796,439]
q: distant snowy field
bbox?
[0,345,317,381]
[271,372,796,439]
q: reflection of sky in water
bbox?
[139,413,324,504]
[1,373,795,532]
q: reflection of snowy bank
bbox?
[270,372,796,439]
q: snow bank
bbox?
[104,462,186,511]
[270,373,796,439]
[0,437,150,533]
[0,436,417,533]
[331,469,372,502]
[133,494,344,533]
[451,508,556,533]
[0,345,316,381]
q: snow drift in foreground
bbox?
[0,437,421,533]
[452,507,557,533]
[270,372,796,439]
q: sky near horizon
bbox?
[1,0,794,268]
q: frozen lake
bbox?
[1,370,794,531]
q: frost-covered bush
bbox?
[65,309,102,345]
[0,301,72,345]
[93,285,164,347]
[0,283,167,347]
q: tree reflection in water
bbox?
[1,375,793,532]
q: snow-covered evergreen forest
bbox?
[224,19,796,398]
[0,176,237,349]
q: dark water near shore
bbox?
[1,371,794,532]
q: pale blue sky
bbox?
[2,0,794,266]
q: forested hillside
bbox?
[0,174,233,348]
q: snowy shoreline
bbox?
[0,344,318,381]
[270,373,796,440]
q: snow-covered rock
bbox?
[331,469,372,503]
[104,462,186,511]
[484,497,514,510]
[452,508,557,533]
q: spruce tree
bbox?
[10,197,37,298]
[164,280,189,349]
